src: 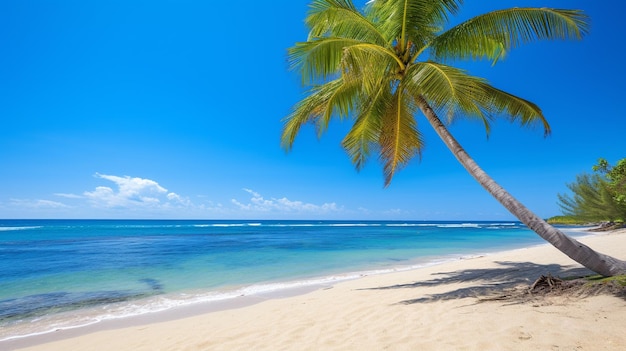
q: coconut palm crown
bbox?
[282,0,626,276]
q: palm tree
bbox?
[281,0,626,276]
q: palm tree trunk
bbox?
[416,97,626,276]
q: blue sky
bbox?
[1,0,624,220]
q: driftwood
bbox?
[528,274,563,294]
[478,274,626,304]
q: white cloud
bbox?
[166,192,192,206]
[10,198,70,209]
[231,189,342,214]
[54,193,83,199]
[79,174,218,217]
[84,173,170,209]
[3,176,355,219]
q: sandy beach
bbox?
[6,229,626,351]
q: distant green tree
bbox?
[593,158,626,206]
[558,174,625,222]
[558,158,626,222]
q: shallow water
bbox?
[0,219,589,340]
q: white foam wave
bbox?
[436,223,480,228]
[266,223,383,228]
[193,223,262,228]
[0,256,461,342]
[0,226,42,232]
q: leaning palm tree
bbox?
[281,0,626,276]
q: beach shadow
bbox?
[362,261,594,304]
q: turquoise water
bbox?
[0,219,587,340]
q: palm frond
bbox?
[306,0,387,46]
[367,0,463,48]
[404,62,489,125]
[341,83,391,170]
[475,82,550,136]
[341,43,404,96]
[281,78,351,150]
[288,37,362,84]
[431,7,589,62]
[404,62,550,135]
[378,85,423,186]
[319,77,363,131]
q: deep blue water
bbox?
[0,219,588,340]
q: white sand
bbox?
[7,229,626,351]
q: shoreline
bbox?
[0,252,485,347]
[4,228,626,350]
[0,226,554,345]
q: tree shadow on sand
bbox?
[360,261,626,304]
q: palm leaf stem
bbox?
[400,0,409,52]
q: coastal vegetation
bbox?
[545,215,589,225]
[282,0,626,275]
[553,157,626,226]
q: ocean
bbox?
[0,219,589,341]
